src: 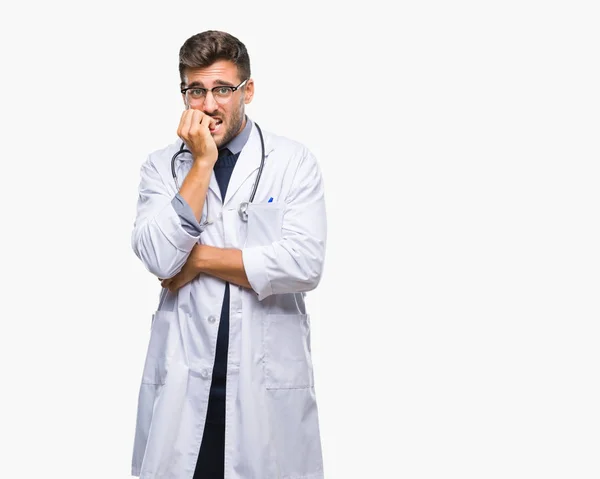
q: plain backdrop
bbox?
[0,1,598,478]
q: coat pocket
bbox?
[244,202,284,248]
[141,310,180,385]
[262,313,314,389]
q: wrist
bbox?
[193,152,217,167]
[192,244,211,273]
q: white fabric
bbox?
[130,122,327,479]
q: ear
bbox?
[243,78,254,104]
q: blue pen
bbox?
[268,197,273,203]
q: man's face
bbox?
[181,60,254,148]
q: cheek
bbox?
[220,107,232,121]
[224,106,240,123]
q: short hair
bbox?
[178,30,251,88]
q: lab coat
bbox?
[130,122,327,479]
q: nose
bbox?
[201,90,219,114]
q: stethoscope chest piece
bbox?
[238,201,249,222]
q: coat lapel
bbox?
[208,170,221,201]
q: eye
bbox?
[214,87,233,96]
[189,88,206,97]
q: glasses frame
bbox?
[181,79,248,104]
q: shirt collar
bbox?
[219,115,253,155]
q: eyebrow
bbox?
[185,79,236,88]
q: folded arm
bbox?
[161,244,251,292]
[131,158,203,279]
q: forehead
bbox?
[183,60,241,86]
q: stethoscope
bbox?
[171,122,265,225]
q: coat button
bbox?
[207,315,217,324]
[201,368,211,379]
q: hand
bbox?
[159,245,202,293]
[177,109,218,165]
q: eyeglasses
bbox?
[181,79,248,105]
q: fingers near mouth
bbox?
[209,118,223,133]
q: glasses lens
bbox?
[213,87,234,103]
[187,89,206,100]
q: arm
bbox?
[131,159,202,279]
[177,161,213,222]
[160,244,251,292]
[131,110,218,279]
[193,245,252,288]
[242,148,327,300]
[174,110,218,222]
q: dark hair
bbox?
[178,30,251,88]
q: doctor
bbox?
[130,30,327,479]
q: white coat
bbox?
[130,121,327,479]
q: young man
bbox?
[130,30,327,479]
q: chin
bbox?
[214,134,225,147]
[216,131,233,147]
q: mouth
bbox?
[209,118,223,134]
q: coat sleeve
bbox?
[242,148,327,300]
[131,157,201,278]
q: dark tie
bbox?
[217,147,232,159]
[214,148,237,199]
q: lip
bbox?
[209,119,223,134]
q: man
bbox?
[130,30,327,479]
